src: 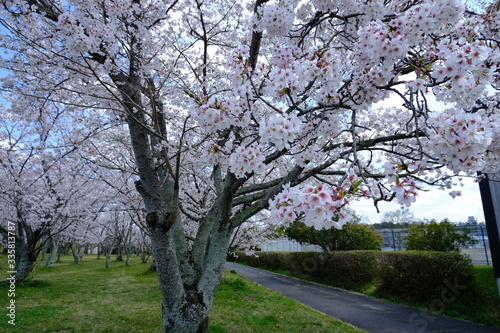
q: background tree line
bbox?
[283,209,477,253]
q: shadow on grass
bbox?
[0,279,51,288]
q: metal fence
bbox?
[376,225,492,265]
[260,225,493,266]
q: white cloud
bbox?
[351,177,485,223]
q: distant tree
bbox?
[406,219,476,252]
[285,218,382,252]
[375,209,416,229]
[229,219,281,252]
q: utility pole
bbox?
[478,172,500,298]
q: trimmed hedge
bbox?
[376,251,475,303]
[229,250,475,304]
[229,251,378,289]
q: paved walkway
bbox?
[225,262,500,333]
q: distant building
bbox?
[466,216,478,225]
[260,238,322,252]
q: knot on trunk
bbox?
[146,211,173,231]
[146,212,158,228]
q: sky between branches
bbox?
[352,177,485,223]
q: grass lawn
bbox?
[437,265,500,327]
[0,255,365,333]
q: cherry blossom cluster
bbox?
[380,160,420,206]
[261,46,313,101]
[269,183,349,230]
[391,0,463,42]
[225,43,345,105]
[228,144,266,179]
[253,2,294,37]
[391,177,418,207]
[200,140,232,166]
[432,39,494,108]
[191,95,250,133]
[427,109,495,173]
[259,113,303,150]
[227,45,252,83]
[355,20,407,68]
[269,170,368,230]
[309,0,389,21]
[260,45,348,103]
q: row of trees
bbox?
[284,218,383,251]
[1,0,498,331]
[0,101,275,275]
[283,214,476,252]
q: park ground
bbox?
[0,254,364,333]
[1,253,499,332]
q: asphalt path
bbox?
[225,262,500,333]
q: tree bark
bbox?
[71,243,82,265]
[15,240,36,282]
[125,246,132,266]
[105,252,111,269]
[13,222,43,281]
[141,247,150,263]
[45,239,59,268]
[149,222,232,333]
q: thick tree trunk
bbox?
[13,223,44,282]
[150,231,208,333]
[45,239,59,268]
[141,248,149,263]
[105,251,112,269]
[148,219,233,333]
[15,241,36,282]
[15,256,34,282]
[71,243,82,265]
[116,245,124,261]
[125,246,132,266]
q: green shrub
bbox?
[233,251,380,291]
[322,251,380,290]
[285,221,382,251]
[281,251,318,275]
[279,251,379,290]
[376,251,475,304]
[231,250,475,305]
[230,251,285,270]
[406,220,477,252]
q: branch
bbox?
[247,0,269,69]
[230,164,304,228]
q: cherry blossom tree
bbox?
[0,0,498,331]
[0,101,111,280]
[228,217,279,252]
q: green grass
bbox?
[429,265,500,327]
[211,270,364,332]
[235,261,500,328]
[0,255,365,333]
